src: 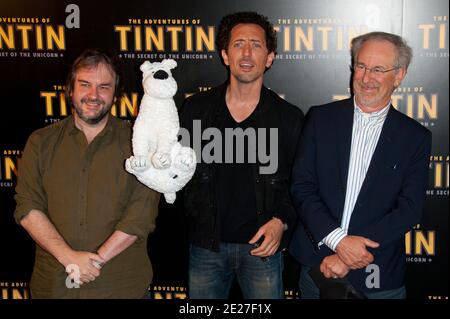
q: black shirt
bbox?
[215,92,262,243]
[180,83,304,252]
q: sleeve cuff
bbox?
[14,203,47,225]
[115,222,150,243]
[321,228,347,251]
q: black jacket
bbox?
[179,83,304,252]
[289,99,432,292]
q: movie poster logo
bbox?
[41,84,69,124]
[417,15,448,58]
[149,284,298,299]
[274,17,368,61]
[0,5,81,60]
[392,86,439,127]
[41,85,140,123]
[0,150,20,188]
[0,281,29,299]
[150,285,187,299]
[114,18,215,61]
[427,295,448,300]
[427,155,449,196]
[184,86,212,99]
[405,225,436,263]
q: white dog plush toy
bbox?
[125,59,196,203]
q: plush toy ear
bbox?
[163,59,177,70]
[140,61,152,73]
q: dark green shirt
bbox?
[14,115,160,298]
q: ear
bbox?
[265,51,275,68]
[140,61,152,73]
[394,67,407,88]
[221,49,229,66]
[163,59,177,70]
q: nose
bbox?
[242,43,252,56]
[154,70,168,80]
[87,85,99,98]
[361,68,371,83]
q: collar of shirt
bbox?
[353,98,390,123]
[67,114,116,139]
[218,84,270,125]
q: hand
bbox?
[320,254,350,278]
[63,250,105,285]
[249,218,284,257]
[335,235,379,269]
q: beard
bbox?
[234,73,259,84]
[73,97,112,125]
[353,80,383,109]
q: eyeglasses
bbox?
[351,63,399,76]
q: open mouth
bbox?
[239,61,255,71]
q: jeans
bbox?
[189,243,284,299]
[299,265,407,299]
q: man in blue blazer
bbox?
[289,32,432,299]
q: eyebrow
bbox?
[76,78,113,86]
[356,62,388,68]
[232,38,263,44]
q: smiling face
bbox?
[353,39,406,112]
[70,62,116,125]
[221,23,275,86]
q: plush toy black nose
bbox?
[154,70,168,80]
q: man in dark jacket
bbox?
[289,32,431,299]
[179,11,304,299]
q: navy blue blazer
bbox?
[289,98,432,293]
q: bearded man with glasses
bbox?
[289,32,432,299]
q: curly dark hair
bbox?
[65,49,124,102]
[216,11,277,55]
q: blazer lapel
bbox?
[336,99,355,194]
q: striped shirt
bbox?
[321,99,390,251]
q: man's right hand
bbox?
[335,235,379,269]
[19,210,105,285]
[64,251,105,284]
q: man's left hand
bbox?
[320,254,350,278]
[249,218,284,257]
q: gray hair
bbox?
[351,31,413,70]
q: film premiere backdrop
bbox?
[0,0,448,299]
